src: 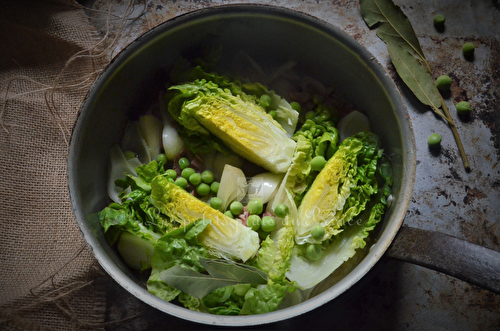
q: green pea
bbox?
[165,169,177,179]
[433,14,445,28]
[196,183,210,196]
[462,42,475,58]
[247,198,263,215]
[210,181,219,194]
[311,225,325,240]
[156,153,167,164]
[290,101,302,113]
[167,177,175,183]
[189,172,202,186]
[268,110,277,119]
[174,177,188,189]
[181,167,195,179]
[311,155,327,172]
[178,157,190,170]
[306,244,323,261]
[247,215,261,231]
[261,216,276,232]
[224,210,234,218]
[274,204,289,218]
[436,75,452,92]
[123,150,136,160]
[428,133,442,147]
[305,111,316,120]
[260,94,272,108]
[456,101,472,115]
[210,197,223,211]
[201,170,214,184]
[230,201,244,216]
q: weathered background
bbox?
[82,0,500,329]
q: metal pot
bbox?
[68,4,417,326]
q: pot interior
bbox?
[68,4,415,326]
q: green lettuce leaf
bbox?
[202,286,245,315]
[166,72,296,174]
[151,176,259,261]
[295,132,382,244]
[240,283,295,315]
[147,219,211,302]
[286,198,389,290]
[253,221,295,283]
[286,141,393,289]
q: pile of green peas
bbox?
[160,155,220,196]
[210,194,292,240]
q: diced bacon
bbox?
[238,206,249,226]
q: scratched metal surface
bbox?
[84,0,500,329]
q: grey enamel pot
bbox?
[68,4,416,326]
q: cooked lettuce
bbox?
[286,199,388,289]
[150,176,259,262]
[294,132,383,244]
[147,219,211,302]
[99,61,394,315]
[286,133,393,289]
[265,134,312,219]
[253,220,295,283]
[165,70,297,174]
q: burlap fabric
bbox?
[0,0,111,329]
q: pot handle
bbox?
[386,226,500,294]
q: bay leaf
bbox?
[160,259,267,299]
[387,42,444,118]
[200,258,268,284]
[360,0,425,62]
[159,266,237,299]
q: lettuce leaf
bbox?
[253,221,295,283]
[286,137,393,289]
[240,283,295,315]
[147,219,211,302]
[151,176,259,262]
[166,71,296,174]
[295,132,382,244]
[286,198,389,290]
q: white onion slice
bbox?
[162,121,184,160]
[107,145,138,203]
[217,164,248,212]
[337,110,371,141]
[138,114,163,161]
[242,172,284,204]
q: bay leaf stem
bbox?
[439,96,471,171]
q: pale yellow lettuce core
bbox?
[295,138,363,244]
[151,176,259,262]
